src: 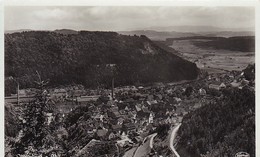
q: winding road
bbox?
[133,133,157,157]
[169,123,182,157]
[149,133,157,149]
[124,125,180,157]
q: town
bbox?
[5,64,254,157]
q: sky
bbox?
[4,6,255,31]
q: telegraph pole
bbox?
[10,77,20,105]
[110,64,115,100]
[17,83,19,105]
[112,77,114,100]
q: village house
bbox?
[128,111,137,120]
[193,103,202,110]
[142,106,150,113]
[75,139,102,156]
[148,112,155,123]
[132,136,143,144]
[119,109,126,115]
[173,97,182,103]
[175,107,186,116]
[117,137,134,147]
[77,95,100,103]
[117,117,124,125]
[155,94,163,100]
[97,127,108,139]
[146,100,158,106]
[230,80,242,88]
[111,124,122,133]
[135,104,142,112]
[199,88,207,96]
[51,88,67,99]
[147,95,154,101]
[123,122,136,133]
[87,127,96,136]
[108,131,120,140]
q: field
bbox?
[169,39,254,73]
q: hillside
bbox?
[177,85,255,156]
[5,31,199,95]
[54,29,78,35]
[120,30,255,41]
[4,29,34,34]
[119,30,199,41]
[166,36,255,52]
[143,25,254,33]
[203,31,255,38]
[192,36,255,52]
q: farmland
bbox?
[167,38,254,73]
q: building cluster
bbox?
[5,66,255,157]
[207,70,254,91]
[56,81,218,155]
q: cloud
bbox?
[4,6,255,31]
[34,8,72,20]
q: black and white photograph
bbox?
[4,4,256,157]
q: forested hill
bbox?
[177,86,255,157]
[5,31,199,93]
[166,36,255,52]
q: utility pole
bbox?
[17,83,19,105]
[110,64,116,100]
[10,77,20,105]
[112,77,114,100]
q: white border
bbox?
[2,0,258,6]
[1,1,4,157]
[255,2,259,157]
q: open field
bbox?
[169,39,254,73]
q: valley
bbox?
[4,31,255,157]
[164,37,254,74]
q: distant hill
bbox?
[147,25,224,32]
[54,29,78,35]
[166,36,255,52]
[118,30,254,41]
[5,31,199,94]
[5,29,78,34]
[6,28,254,40]
[143,25,254,33]
[192,36,255,52]
[119,30,199,41]
[202,31,255,38]
[5,29,34,34]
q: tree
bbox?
[243,64,255,81]
[12,72,54,156]
[184,86,193,97]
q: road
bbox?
[131,133,157,157]
[149,133,157,149]
[123,147,137,157]
[169,123,182,157]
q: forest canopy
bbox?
[5,31,199,95]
